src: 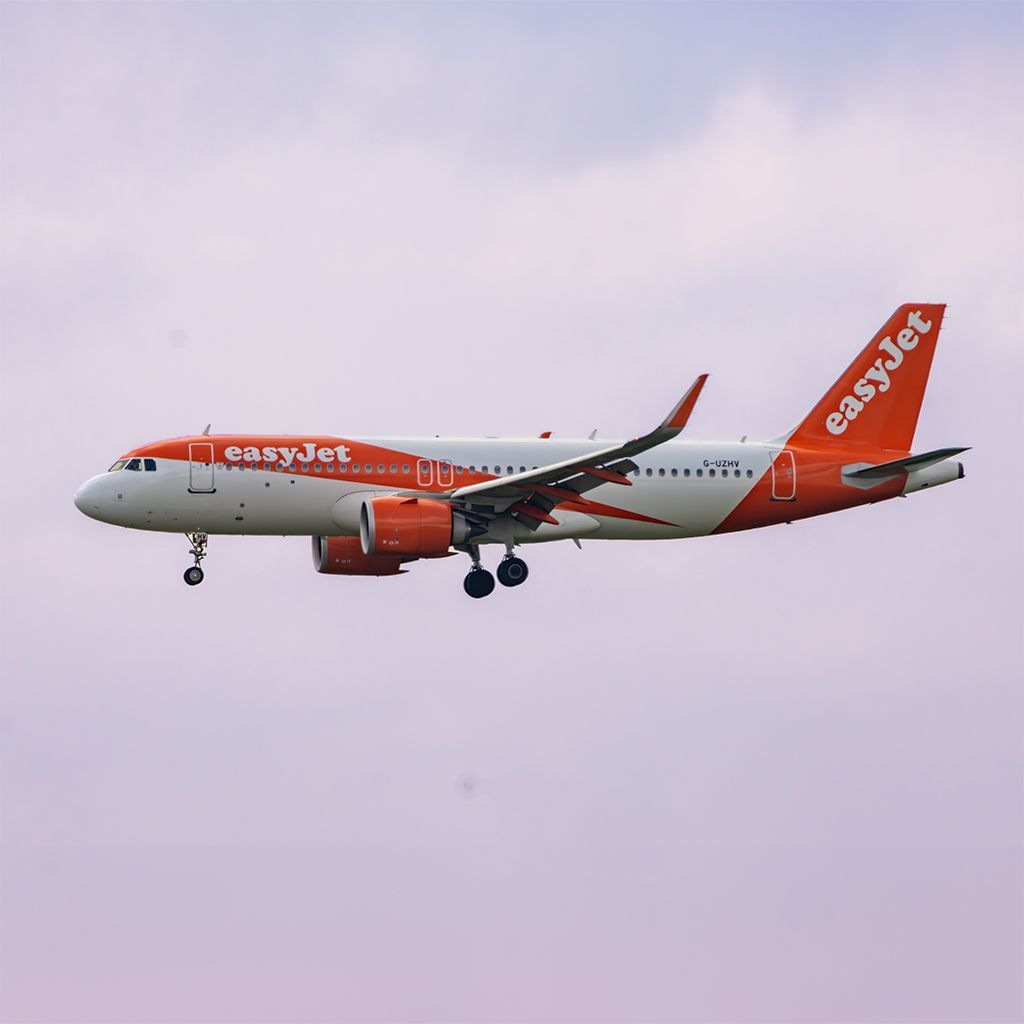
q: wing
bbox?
[445,374,708,530]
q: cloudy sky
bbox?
[2,3,1021,1022]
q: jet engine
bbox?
[360,496,476,557]
[311,535,405,576]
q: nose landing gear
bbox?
[184,531,208,586]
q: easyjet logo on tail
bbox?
[826,310,932,435]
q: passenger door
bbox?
[770,449,796,501]
[189,442,215,493]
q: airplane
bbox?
[74,304,967,598]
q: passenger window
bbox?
[734,469,740,478]
[482,465,489,473]
[378,464,385,473]
[390,464,397,473]
[144,459,157,471]
[456,465,464,474]
[313,463,322,472]
[339,464,347,473]
[301,464,309,472]
[327,463,334,472]
[469,465,476,473]
[646,468,653,477]
[402,465,410,474]
[519,466,525,473]
[670,468,678,477]
[658,468,665,477]
[746,469,753,478]
[684,468,691,477]
[709,469,716,477]
[633,469,640,477]
[696,468,703,477]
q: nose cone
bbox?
[74,476,105,520]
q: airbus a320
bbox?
[74,304,967,598]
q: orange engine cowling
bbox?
[311,536,405,576]
[361,496,470,557]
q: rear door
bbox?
[188,442,215,493]
[770,449,796,501]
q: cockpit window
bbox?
[107,460,127,472]
[144,458,156,471]
[124,458,142,471]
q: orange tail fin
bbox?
[787,304,946,453]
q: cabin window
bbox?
[327,463,334,472]
[144,458,157,471]
[670,468,678,477]
[519,466,525,473]
[313,463,322,472]
[709,469,716,477]
[696,468,703,477]
[658,468,665,477]
[684,468,691,477]
[390,464,397,473]
[339,464,347,473]
[734,469,741,478]
[301,464,309,472]
[378,464,385,474]
[645,468,653,477]
[482,465,489,473]
[746,469,753,478]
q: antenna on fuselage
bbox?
[202,424,211,436]
[588,429,597,440]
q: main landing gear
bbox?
[184,531,208,586]
[462,544,529,599]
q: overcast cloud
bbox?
[1,3,1022,1022]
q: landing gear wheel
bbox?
[183,566,205,586]
[463,568,495,599]
[497,557,529,588]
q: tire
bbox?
[463,568,495,599]
[184,566,205,586]
[496,557,529,588]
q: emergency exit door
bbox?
[770,449,796,501]
[188,442,215,493]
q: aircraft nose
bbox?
[74,477,104,519]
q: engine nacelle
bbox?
[311,535,404,576]
[360,496,472,556]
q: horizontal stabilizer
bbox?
[844,446,970,479]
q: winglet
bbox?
[661,374,709,434]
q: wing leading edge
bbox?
[446,374,709,530]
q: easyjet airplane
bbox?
[74,304,967,598]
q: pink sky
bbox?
[2,3,1021,1021]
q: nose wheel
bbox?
[184,531,208,586]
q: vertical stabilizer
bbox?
[788,304,946,452]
